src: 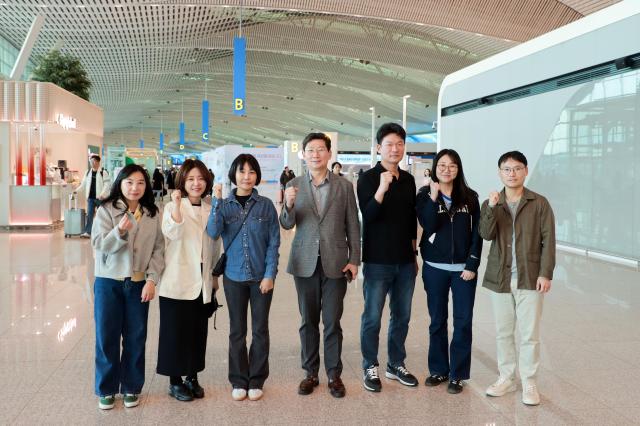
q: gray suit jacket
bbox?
[280,171,361,279]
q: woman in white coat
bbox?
[157,159,221,401]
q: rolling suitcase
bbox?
[64,194,86,238]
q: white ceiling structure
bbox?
[0,0,620,152]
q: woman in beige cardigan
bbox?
[157,159,221,401]
[92,164,164,410]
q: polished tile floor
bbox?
[1,189,639,425]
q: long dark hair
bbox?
[431,149,478,212]
[103,164,159,217]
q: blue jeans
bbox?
[423,262,477,380]
[94,277,149,396]
[85,198,100,234]
[360,263,416,369]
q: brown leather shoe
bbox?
[328,377,346,398]
[298,375,319,395]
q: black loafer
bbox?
[298,375,320,395]
[169,383,194,401]
[447,380,463,394]
[328,377,346,398]
[184,378,205,398]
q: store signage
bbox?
[56,114,77,130]
[202,132,209,141]
[159,132,164,151]
[233,36,246,116]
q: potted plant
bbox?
[32,50,92,101]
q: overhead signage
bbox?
[202,99,209,142]
[233,36,246,116]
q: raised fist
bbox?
[429,180,441,201]
[285,186,299,209]
[378,171,394,194]
[213,184,223,199]
[171,189,182,205]
[488,191,500,207]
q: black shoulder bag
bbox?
[212,200,256,277]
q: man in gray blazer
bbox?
[280,132,360,399]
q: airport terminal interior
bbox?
[1,0,640,425]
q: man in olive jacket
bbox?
[479,151,555,407]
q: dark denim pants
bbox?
[360,262,416,369]
[223,276,273,390]
[94,277,149,396]
[423,262,477,381]
[85,198,100,235]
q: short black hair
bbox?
[376,122,406,145]
[90,154,101,162]
[302,132,331,151]
[228,154,262,185]
[331,161,342,170]
[498,151,528,167]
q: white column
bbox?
[10,14,46,80]
[369,107,376,168]
[0,123,11,225]
[401,95,411,170]
[322,132,338,166]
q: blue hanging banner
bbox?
[233,36,246,116]
[139,139,144,148]
[202,100,209,142]
[179,122,185,145]
[159,132,164,151]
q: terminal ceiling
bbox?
[0,0,620,152]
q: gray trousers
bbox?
[294,258,347,379]
[223,276,273,390]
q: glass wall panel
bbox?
[0,35,34,80]
[528,68,640,259]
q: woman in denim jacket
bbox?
[207,154,280,402]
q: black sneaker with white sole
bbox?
[385,364,418,387]
[424,374,449,387]
[363,365,382,392]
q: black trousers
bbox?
[294,258,347,379]
[156,292,208,377]
[223,276,273,389]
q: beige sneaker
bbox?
[248,389,263,401]
[486,377,517,397]
[231,388,247,401]
[522,382,540,405]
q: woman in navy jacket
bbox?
[416,149,482,395]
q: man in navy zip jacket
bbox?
[416,150,481,394]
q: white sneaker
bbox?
[231,388,247,401]
[80,232,90,238]
[522,382,540,405]
[248,389,263,401]
[486,377,517,397]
